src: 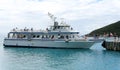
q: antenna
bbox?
[48,12,58,26]
[60,18,66,25]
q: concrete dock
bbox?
[102,37,120,51]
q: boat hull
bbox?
[3,39,95,49]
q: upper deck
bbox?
[5,13,81,40]
[10,20,78,34]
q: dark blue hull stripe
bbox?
[3,44,86,49]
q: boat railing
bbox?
[11,29,48,32]
[11,29,74,33]
[87,37,120,42]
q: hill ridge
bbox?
[89,21,120,36]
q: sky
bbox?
[0,0,120,35]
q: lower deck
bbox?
[3,39,95,49]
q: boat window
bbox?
[60,35,64,39]
[49,35,51,38]
[32,35,36,38]
[58,26,60,29]
[37,35,40,38]
[8,34,10,38]
[39,35,41,38]
[42,35,44,38]
[8,33,12,38]
[73,35,74,38]
[51,35,54,39]
[23,35,26,38]
[55,27,57,29]
[66,35,69,39]
[17,34,20,38]
[12,33,16,38]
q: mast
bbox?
[48,12,58,27]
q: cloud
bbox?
[0,0,120,35]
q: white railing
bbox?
[105,37,120,42]
[11,29,47,32]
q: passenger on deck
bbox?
[114,33,117,41]
[24,27,26,31]
[15,27,18,30]
[110,32,113,37]
[84,35,87,39]
[31,28,33,31]
[94,34,99,39]
[46,28,48,31]
[66,35,69,39]
[13,28,15,31]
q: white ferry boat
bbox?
[3,13,95,49]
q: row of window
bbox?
[8,33,77,39]
[31,35,74,39]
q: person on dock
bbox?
[113,33,118,42]
[103,33,109,39]
[110,32,113,37]
[94,34,99,39]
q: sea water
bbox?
[0,38,120,70]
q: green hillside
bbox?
[89,21,120,36]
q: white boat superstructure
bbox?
[3,13,95,48]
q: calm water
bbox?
[0,40,120,70]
